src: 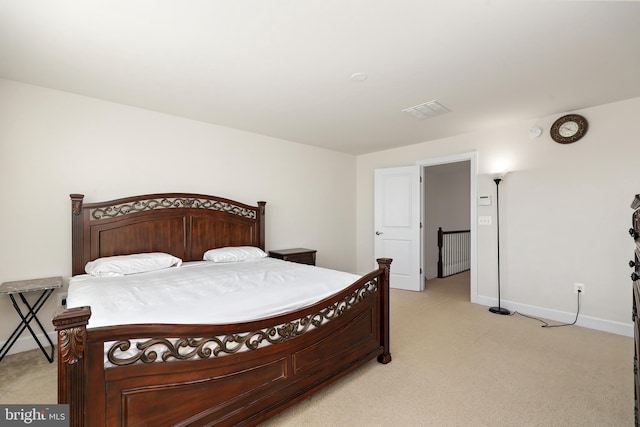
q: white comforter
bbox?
[67,258,361,329]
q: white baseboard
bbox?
[0,330,58,357]
[476,295,633,337]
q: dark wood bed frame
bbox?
[52,193,392,426]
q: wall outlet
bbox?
[574,283,585,295]
[478,216,492,225]
[57,292,68,307]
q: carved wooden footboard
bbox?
[53,259,391,426]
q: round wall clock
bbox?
[550,114,588,144]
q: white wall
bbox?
[357,97,640,335]
[3,78,638,356]
[0,79,357,354]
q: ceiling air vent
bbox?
[402,100,450,120]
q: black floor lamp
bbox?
[489,173,510,315]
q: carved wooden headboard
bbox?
[70,193,266,276]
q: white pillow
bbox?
[85,252,182,277]
[203,246,267,263]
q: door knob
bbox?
[376,231,383,235]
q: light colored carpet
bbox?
[0,272,634,426]
[0,344,57,404]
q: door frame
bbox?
[417,152,477,303]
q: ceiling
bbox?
[1,1,639,155]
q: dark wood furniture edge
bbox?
[269,248,317,255]
[70,194,85,278]
[52,306,91,425]
[631,196,640,426]
[269,248,317,266]
[376,257,392,364]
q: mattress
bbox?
[67,257,361,329]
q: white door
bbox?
[374,166,422,291]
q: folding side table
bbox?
[0,276,62,363]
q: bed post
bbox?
[52,306,91,427]
[376,257,392,364]
[70,194,85,276]
[258,201,266,250]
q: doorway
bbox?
[418,152,477,303]
[374,152,477,301]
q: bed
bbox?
[52,192,392,426]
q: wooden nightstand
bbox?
[269,248,317,266]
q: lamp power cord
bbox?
[511,289,581,328]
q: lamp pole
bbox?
[489,177,510,315]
